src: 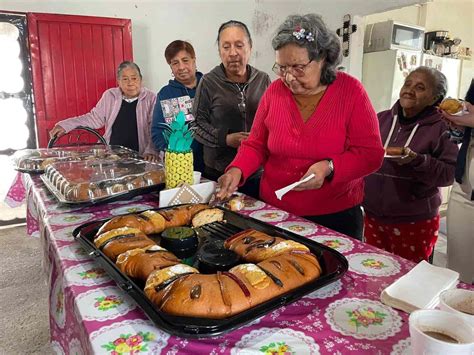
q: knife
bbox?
[209,189,235,208]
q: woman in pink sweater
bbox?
[217,14,384,239]
[49,61,159,161]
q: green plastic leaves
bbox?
[162,111,194,152]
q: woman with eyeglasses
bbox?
[193,20,271,198]
[216,14,384,239]
[151,40,204,171]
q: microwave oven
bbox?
[364,20,424,53]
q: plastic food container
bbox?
[197,241,241,273]
[41,158,165,204]
[160,226,198,259]
[12,145,138,173]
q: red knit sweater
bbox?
[229,72,384,216]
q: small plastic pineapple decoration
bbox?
[163,111,194,189]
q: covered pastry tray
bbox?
[73,206,348,338]
[41,158,165,205]
[13,145,138,173]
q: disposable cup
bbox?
[409,309,474,355]
[439,289,474,327]
[193,171,202,185]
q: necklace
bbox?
[235,83,249,131]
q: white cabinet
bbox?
[362,50,463,113]
[362,49,421,113]
[421,54,462,99]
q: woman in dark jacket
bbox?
[193,20,271,198]
[363,67,459,262]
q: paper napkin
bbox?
[275,173,315,200]
[380,260,459,313]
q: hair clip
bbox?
[292,27,306,40]
[292,27,314,42]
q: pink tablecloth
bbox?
[25,175,471,355]
[4,171,27,207]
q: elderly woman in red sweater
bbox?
[217,14,384,239]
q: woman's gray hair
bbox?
[272,14,342,85]
[117,61,142,79]
[408,66,448,104]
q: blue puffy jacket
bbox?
[151,72,204,171]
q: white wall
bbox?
[364,0,473,97]
[365,0,473,49]
[364,3,424,25]
[2,0,424,92]
[424,0,473,95]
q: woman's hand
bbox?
[143,154,159,163]
[441,102,474,129]
[392,147,418,165]
[49,125,66,139]
[216,167,242,199]
[226,132,249,148]
[293,160,331,191]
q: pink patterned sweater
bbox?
[58,87,158,156]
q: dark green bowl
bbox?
[160,226,198,259]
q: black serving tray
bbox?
[73,206,348,338]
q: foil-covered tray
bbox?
[13,145,138,173]
[41,158,165,205]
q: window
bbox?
[0,13,35,153]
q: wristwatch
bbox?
[325,159,334,180]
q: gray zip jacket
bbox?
[193,64,271,173]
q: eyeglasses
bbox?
[272,59,313,77]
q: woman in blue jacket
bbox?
[151,40,204,171]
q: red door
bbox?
[28,13,133,147]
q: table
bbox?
[24,174,470,354]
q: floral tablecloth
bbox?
[24,174,471,355]
[4,171,27,208]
